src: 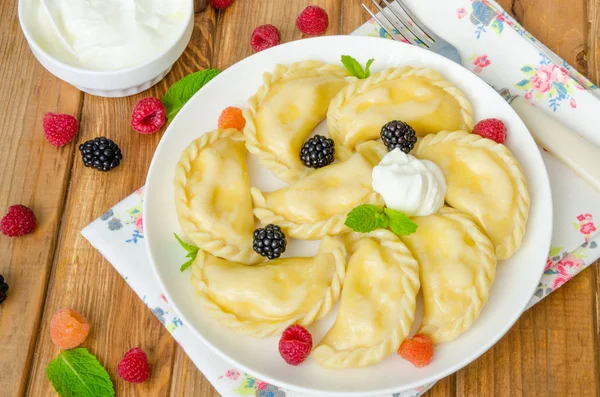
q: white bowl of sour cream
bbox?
[18,0,194,97]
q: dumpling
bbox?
[312,230,420,368]
[402,207,497,343]
[191,236,346,337]
[327,66,474,159]
[413,130,530,260]
[174,128,262,265]
[244,61,353,182]
[251,147,384,240]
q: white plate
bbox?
[144,36,552,396]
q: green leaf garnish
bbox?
[345,205,417,237]
[174,233,199,271]
[46,348,115,397]
[180,259,195,272]
[384,208,418,236]
[341,55,375,79]
[161,69,221,121]
[344,204,389,233]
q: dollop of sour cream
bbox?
[25,0,189,70]
[372,148,447,216]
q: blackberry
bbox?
[380,121,417,153]
[79,137,123,172]
[253,224,287,260]
[300,135,335,169]
[0,275,8,304]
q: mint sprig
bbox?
[341,55,374,79]
[174,233,199,271]
[162,69,221,121]
[46,348,115,397]
[384,208,418,236]
[344,204,388,232]
[345,204,417,237]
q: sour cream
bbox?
[24,0,189,70]
[372,148,447,216]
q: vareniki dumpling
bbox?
[312,230,420,368]
[402,207,497,343]
[251,147,384,240]
[174,128,262,265]
[244,61,352,182]
[413,130,530,260]
[191,236,346,337]
[327,66,474,159]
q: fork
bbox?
[363,0,600,193]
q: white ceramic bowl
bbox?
[144,36,552,396]
[17,0,194,98]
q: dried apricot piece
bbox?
[218,107,246,130]
[50,308,90,349]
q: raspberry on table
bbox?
[397,334,434,368]
[300,135,335,168]
[117,347,151,383]
[131,97,166,134]
[296,5,329,36]
[250,24,281,52]
[0,205,36,237]
[210,0,234,9]
[50,308,90,349]
[79,137,123,172]
[279,325,312,366]
[218,107,246,130]
[472,118,507,144]
[0,275,8,304]
[380,120,418,153]
[43,112,79,147]
[253,224,287,260]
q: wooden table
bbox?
[1,0,599,396]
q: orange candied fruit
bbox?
[50,308,90,349]
[218,107,246,130]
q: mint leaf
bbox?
[340,55,375,79]
[180,259,194,272]
[345,204,388,233]
[47,348,115,397]
[364,58,374,78]
[384,208,418,236]
[162,69,221,121]
[174,233,199,271]
[174,233,199,253]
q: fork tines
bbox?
[362,0,437,48]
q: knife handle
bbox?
[510,95,600,192]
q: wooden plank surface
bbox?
[0,2,83,396]
[0,0,598,396]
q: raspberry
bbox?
[278,325,312,365]
[472,118,507,144]
[117,348,151,383]
[218,107,246,130]
[43,113,79,147]
[250,24,281,52]
[210,0,234,9]
[50,308,90,349]
[131,97,166,134]
[0,205,36,237]
[296,6,329,36]
[397,334,434,368]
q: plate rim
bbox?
[143,35,553,396]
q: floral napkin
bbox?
[81,1,600,396]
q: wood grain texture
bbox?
[0,1,82,396]
[24,8,218,397]
[0,0,597,396]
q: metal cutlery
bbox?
[363,0,600,192]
